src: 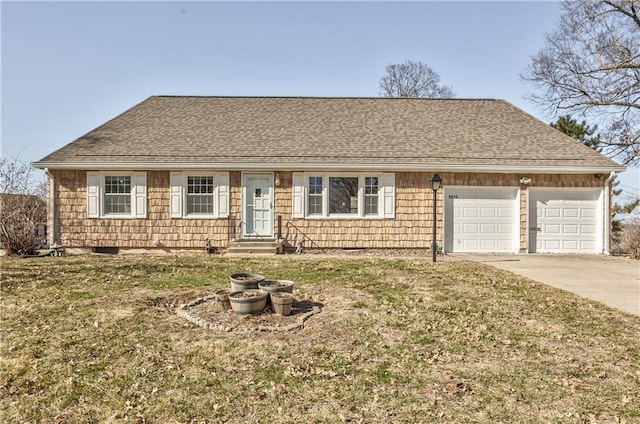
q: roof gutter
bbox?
[33,161,627,174]
[43,168,55,246]
[603,171,616,255]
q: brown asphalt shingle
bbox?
[34,96,622,170]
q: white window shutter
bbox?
[217,172,229,218]
[292,173,305,218]
[87,172,100,218]
[170,172,183,218]
[133,172,147,218]
[382,173,395,218]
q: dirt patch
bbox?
[175,285,373,333]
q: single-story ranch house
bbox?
[34,96,625,255]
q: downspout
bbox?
[44,168,55,246]
[603,171,615,255]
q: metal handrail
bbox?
[284,221,326,253]
[228,216,267,241]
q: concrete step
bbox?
[225,239,283,256]
[226,246,278,255]
[225,252,278,258]
[229,241,279,248]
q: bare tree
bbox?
[0,158,47,256]
[522,0,640,165]
[379,60,455,98]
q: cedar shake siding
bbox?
[50,169,607,251]
[54,170,230,249]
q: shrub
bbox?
[620,218,640,260]
[0,158,46,256]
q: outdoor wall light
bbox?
[519,177,531,185]
[275,173,281,186]
[429,173,443,262]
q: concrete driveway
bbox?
[454,254,640,316]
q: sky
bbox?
[2,0,638,209]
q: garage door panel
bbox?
[581,224,595,233]
[529,190,601,253]
[463,240,478,250]
[445,188,517,253]
[546,224,561,234]
[498,223,512,234]
[544,240,561,250]
[463,223,478,233]
[546,208,561,218]
[480,240,497,250]
[581,240,596,249]
[497,239,513,250]
[481,208,496,218]
[563,208,579,218]
[463,208,478,218]
[498,208,512,217]
[480,223,496,233]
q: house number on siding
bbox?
[448,194,459,199]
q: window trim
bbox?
[308,176,324,216]
[104,175,133,215]
[87,171,147,219]
[185,174,216,218]
[328,175,360,216]
[364,176,380,216]
[294,172,392,219]
[170,171,229,219]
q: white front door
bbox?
[243,173,274,238]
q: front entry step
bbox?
[225,239,283,257]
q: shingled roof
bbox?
[34,96,623,172]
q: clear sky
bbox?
[2,0,638,207]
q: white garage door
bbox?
[444,188,518,253]
[528,189,602,253]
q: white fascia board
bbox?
[33,161,626,174]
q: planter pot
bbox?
[229,273,265,291]
[258,279,295,295]
[228,289,268,315]
[212,288,233,311]
[270,292,294,316]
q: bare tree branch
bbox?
[379,60,455,98]
[0,158,47,255]
[522,0,640,165]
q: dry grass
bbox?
[1,255,639,423]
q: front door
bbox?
[243,173,274,238]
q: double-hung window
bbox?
[170,172,229,218]
[87,172,147,218]
[292,172,394,219]
[364,177,379,215]
[308,176,323,216]
[104,176,132,214]
[186,176,215,215]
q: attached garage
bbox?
[444,187,519,253]
[528,188,603,254]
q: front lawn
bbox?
[1,255,638,423]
